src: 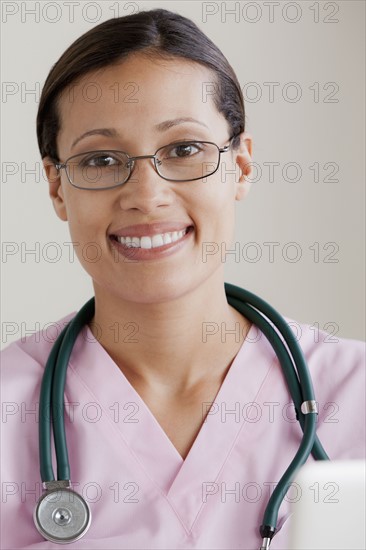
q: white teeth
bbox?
[116,229,188,249]
[140,236,152,249]
[151,234,164,247]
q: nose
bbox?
[117,156,173,213]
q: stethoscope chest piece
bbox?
[34,485,91,544]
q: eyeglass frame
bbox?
[53,135,238,190]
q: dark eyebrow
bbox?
[71,128,118,150]
[154,117,209,132]
[70,118,209,150]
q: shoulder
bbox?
[251,312,365,383]
[0,310,77,397]
[283,314,365,378]
[281,315,365,458]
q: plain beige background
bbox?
[1,0,365,348]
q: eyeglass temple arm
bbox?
[219,133,240,153]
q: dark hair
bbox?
[36,8,245,162]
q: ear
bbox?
[233,132,253,201]
[42,156,68,221]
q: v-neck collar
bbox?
[68,320,275,533]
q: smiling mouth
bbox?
[110,226,194,249]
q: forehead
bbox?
[56,54,227,152]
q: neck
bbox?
[89,271,251,394]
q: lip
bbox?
[109,222,193,238]
[109,226,194,262]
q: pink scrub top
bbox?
[1,308,365,549]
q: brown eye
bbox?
[165,142,205,158]
[79,153,120,168]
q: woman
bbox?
[1,8,364,550]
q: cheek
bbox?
[64,197,108,260]
[66,213,111,281]
[192,181,236,235]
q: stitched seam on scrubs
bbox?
[67,359,143,458]
[188,355,277,533]
[66,360,195,536]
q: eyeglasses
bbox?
[54,138,235,190]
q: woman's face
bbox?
[44,53,253,303]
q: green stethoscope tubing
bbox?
[38,281,329,543]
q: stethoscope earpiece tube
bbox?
[39,298,95,483]
[39,323,69,482]
[51,298,95,480]
[226,283,314,396]
[227,294,328,461]
[224,283,329,548]
[260,412,317,534]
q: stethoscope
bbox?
[34,282,329,548]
